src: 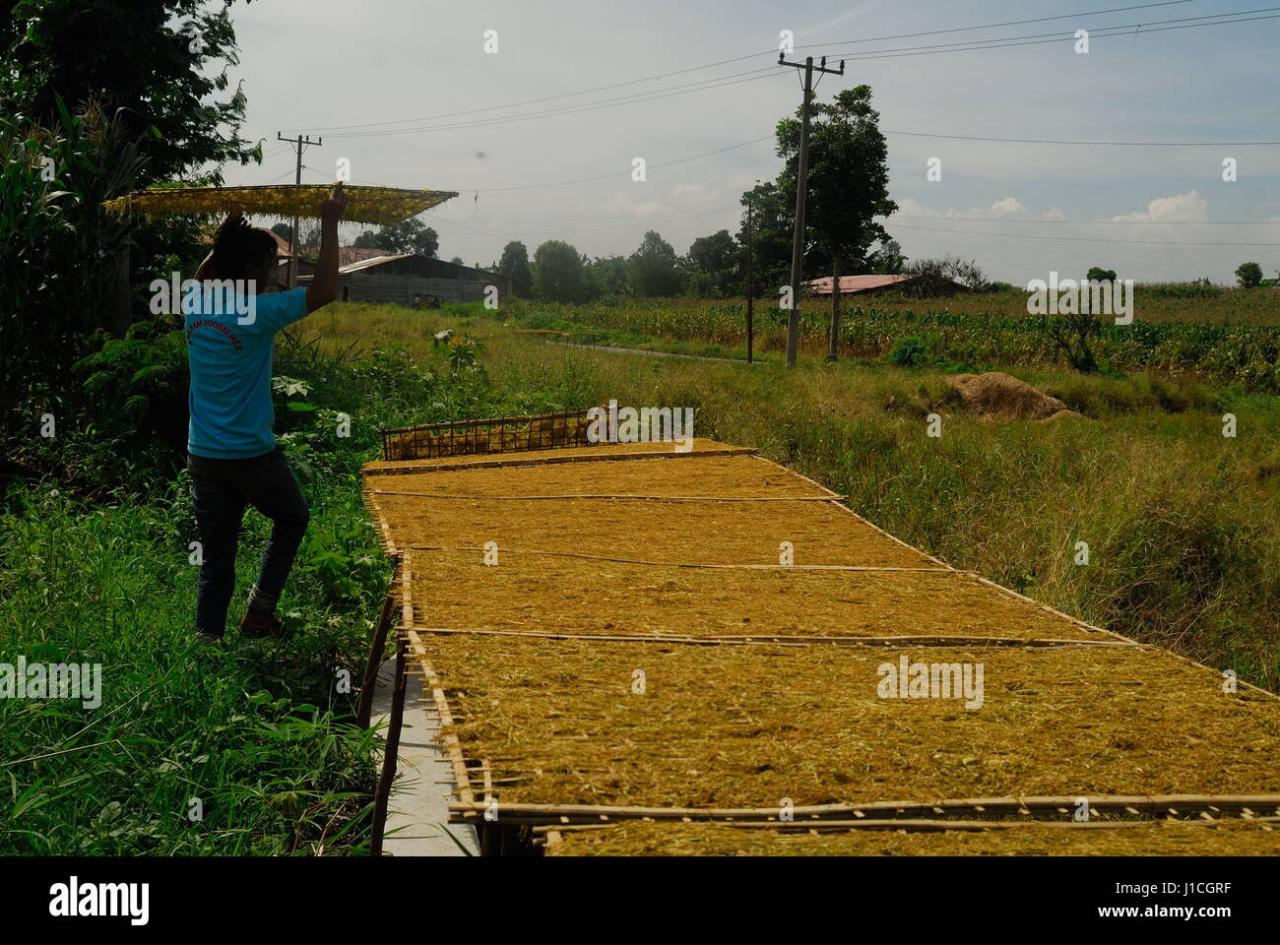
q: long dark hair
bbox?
[210,215,277,280]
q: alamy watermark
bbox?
[150,273,259,325]
[49,876,148,926]
[586,400,695,452]
[1026,271,1134,325]
[877,655,984,710]
[1,657,102,709]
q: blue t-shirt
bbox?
[184,285,309,459]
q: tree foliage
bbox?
[534,240,586,302]
[685,229,738,297]
[1236,261,1264,289]
[1,100,146,411]
[498,241,534,297]
[352,217,439,257]
[1,0,259,185]
[775,86,897,277]
[630,230,682,297]
[903,255,988,297]
[736,179,794,298]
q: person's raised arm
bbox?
[307,182,347,313]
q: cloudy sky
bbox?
[219,0,1280,283]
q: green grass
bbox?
[5,296,1279,855]
[0,482,381,854]
[0,333,499,855]
[300,303,1280,689]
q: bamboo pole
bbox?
[404,544,954,572]
[373,491,843,503]
[355,578,398,729]
[448,794,1280,826]
[369,631,408,856]
[361,443,754,477]
[536,815,1280,837]
[405,625,1140,650]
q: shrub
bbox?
[887,335,927,367]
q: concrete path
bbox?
[370,657,479,856]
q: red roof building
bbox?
[805,274,917,296]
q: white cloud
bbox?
[594,193,668,218]
[987,197,1027,216]
[1112,191,1208,223]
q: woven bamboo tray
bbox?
[542,818,1280,856]
[419,635,1280,815]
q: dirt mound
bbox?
[947,372,1077,422]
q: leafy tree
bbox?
[774,85,897,359]
[1,100,145,412]
[352,217,438,257]
[685,229,739,297]
[1087,266,1118,282]
[584,255,630,299]
[630,230,682,297]
[867,239,906,274]
[1,0,259,184]
[533,240,585,302]
[1,0,261,334]
[736,179,793,300]
[1236,261,1264,288]
[498,241,534,297]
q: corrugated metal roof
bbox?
[339,254,413,274]
[805,275,916,295]
[337,246,394,267]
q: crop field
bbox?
[298,303,1280,694]
[482,290,1280,391]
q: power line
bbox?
[285,1,1196,135]
[889,222,1280,247]
[826,7,1280,62]
[288,6,1276,141]
[892,215,1280,225]
[310,10,1280,142]
[884,130,1280,146]
[321,68,782,139]
[458,136,775,193]
[300,134,774,194]
[812,0,1196,48]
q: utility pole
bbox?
[778,53,844,368]
[276,131,322,288]
[745,194,754,364]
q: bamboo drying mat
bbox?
[363,436,1280,853]
[414,634,1280,814]
[541,818,1280,856]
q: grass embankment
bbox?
[0,332,498,855]
[303,303,1280,689]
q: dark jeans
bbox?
[188,446,309,636]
